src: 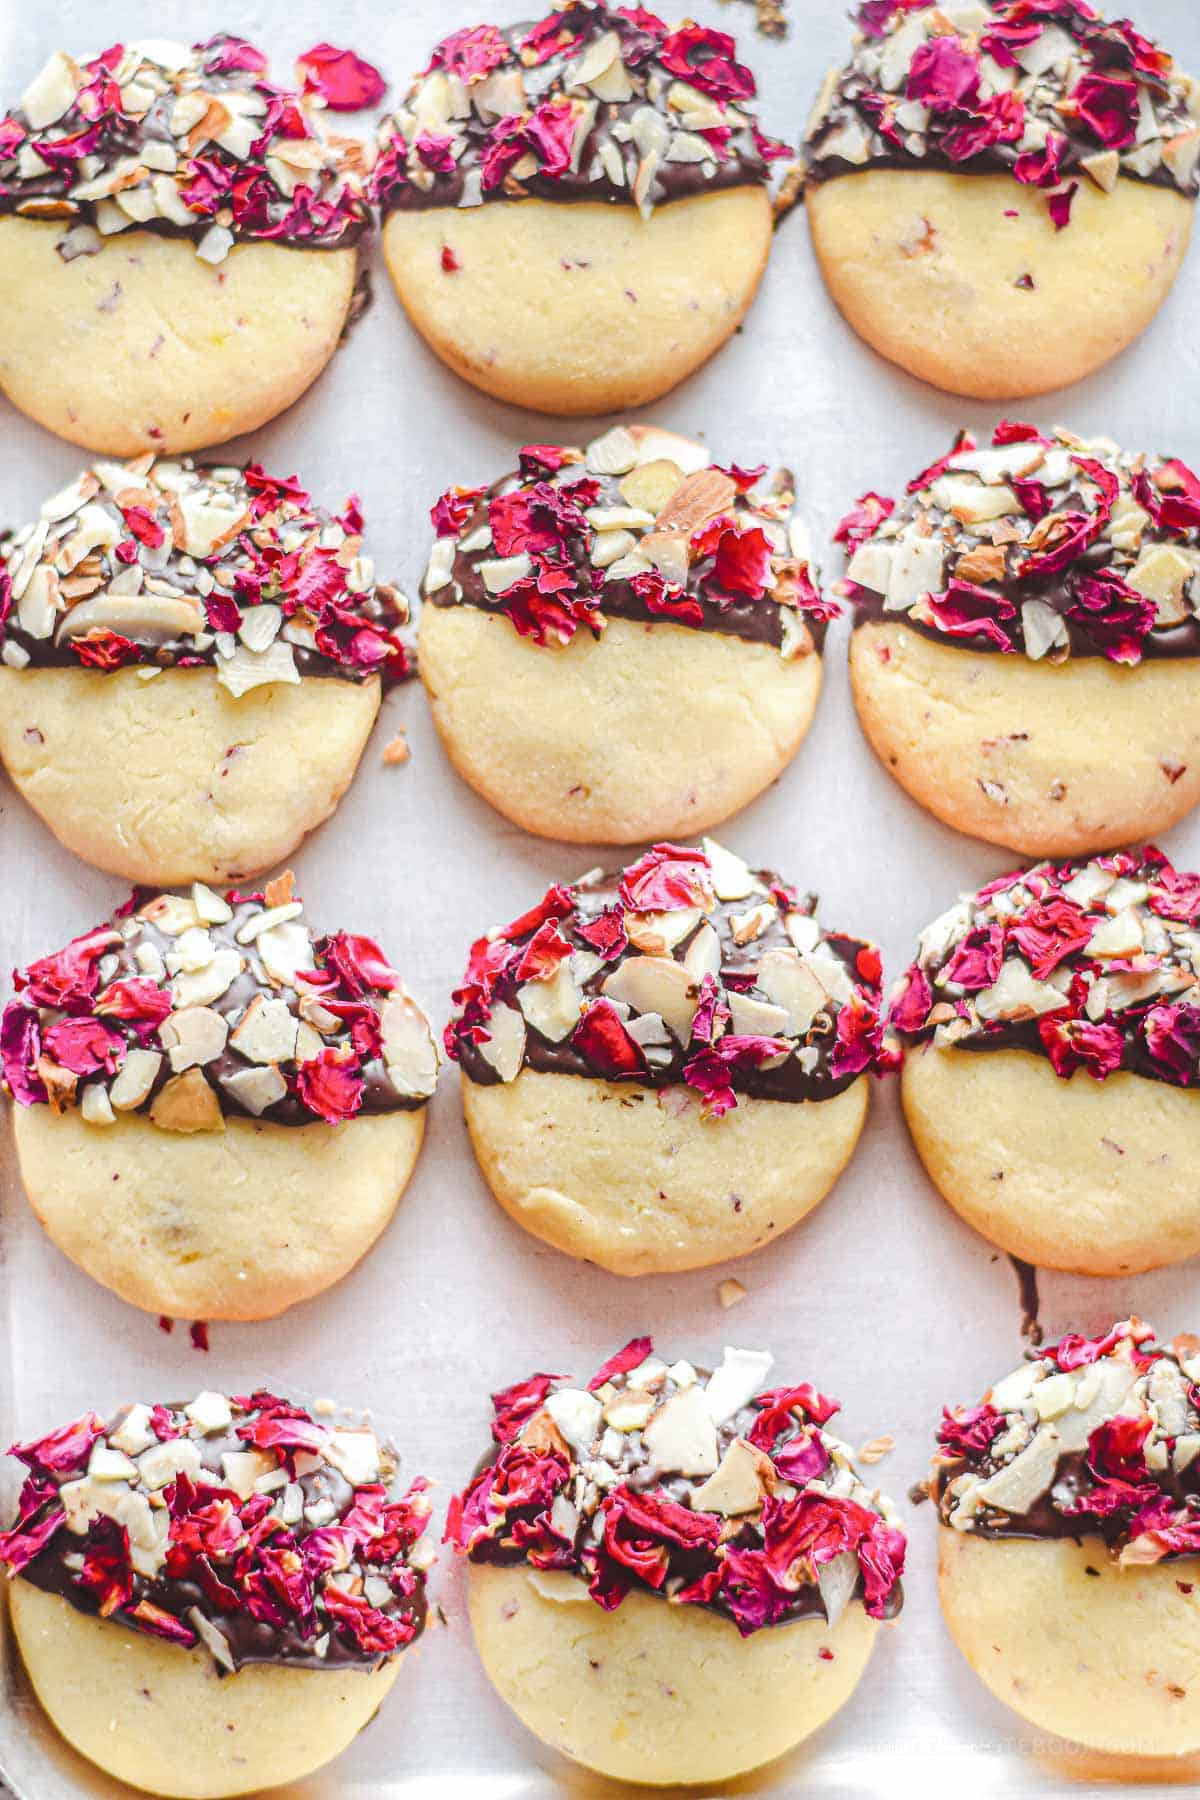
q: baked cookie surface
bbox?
[447,838,882,1272]
[3,877,439,1318]
[804,1,1199,396]
[0,35,370,452]
[0,456,410,883]
[421,425,832,842]
[450,1338,904,1784]
[373,4,790,410]
[894,846,1200,1275]
[841,422,1200,855]
[0,1391,432,1796]
[933,1319,1200,1756]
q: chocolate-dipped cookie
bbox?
[842,423,1200,855]
[447,839,883,1274]
[0,36,371,455]
[2,877,439,1320]
[933,1319,1200,1758]
[804,2,1198,398]
[0,456,409,884]
[421,427,833,843]
[372,4,790,413]
[449,1338,905,1785]
[894,847,1200,1276]
[0,1390,432,1797]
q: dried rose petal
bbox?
[297,44,386,111]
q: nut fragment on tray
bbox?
[447,838,884,1274]
[420,425,834,843]
[372,2,792,413]
[803,1,1199,398]
[2,876,439,1321]
[893,845,1200,1277]
[0,455,411,885]
[0,34,373,454]
[933,1318,1200,1759]
[0,1391,433,1798]
[449,1336,904,1786]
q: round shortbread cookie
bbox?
[420,605,820,844]
[849,619,1200,857]
[13,1105,425,1321]
[382,188,772,414]
[0,665,381,885]
[10,1581,403,1799]
[462,1066,867,1276]
[807,171,1191,399]
[466,1562,880,1786]
[901,1041,1200,1277]
[0,220,357,455]
[938,1529,1200,1758]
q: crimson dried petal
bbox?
[689,516,773,602]
[324,1584,412,1653]
[889,965,933,1035]
[938,1403,1004,1457]
[834,491,895,551]
[1066,571,1157,665]
[200,34,268,76]
[415,131,456,173]
[906,37,980,109]
[1038,1014,1124,1081]
[297,43,386,111]
[1042,1323,1155,1372]
[515,920,573,983]
[629,569,704,629]
[1146,459,1200,533]
[572,1000,646,1076]
[981,19,1045,66]
[1071,71,1139,148]
[574,906,628,960]
[71,629,141,670]
[924,580,1017,651]
[127,1601,196,1645]
[430,25,510,82]
[41,1017,126,1078]
[518,444,572,477]
[659,24,756,103]
[597,1486,721,1595]
[993,420,1047,446]
[93,979,172,1031]
[749,1384,839,1449]
[1,1004,47,1107]
[942,924,1004,993]
[0,1503,66,1572]
[942,90,1025,161]
[12,1412,105,1477]
[1143,1003,1200,1086]
[1149,866,1200,925]
[319,930,397,998]
[908,431,976,495]
[295,1048,365,1123]
[619,843,711,913]
[588,1338,654,1393]
[526,99,577,178]
[1009,897,1094,976]
[238,1406,328,1461]
[76,1516,134,1617]
[683,1035,790,1118]
[830,990,883,1079]
[491,1373,563,1443]
[771,1432,831,1485]
[856,0,927,35]
[1013,131,1067,190]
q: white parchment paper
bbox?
[1,1,1199,1794]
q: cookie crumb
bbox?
[717,1277,747,1310]
[382,731,410,766]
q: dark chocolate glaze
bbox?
[903,1018,1193,1094]
[457,867,870,1102]
[852,586,1200,662]
[20,1414,426,1672]
[378,8,775,217]
[934,1446,1200,1549]
[436,467,828,653]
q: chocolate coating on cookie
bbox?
[805,1,1199,227]
[891,846,1200,1088]
[425,428,834,652]
[934,1318,1200,1561]
[839,423,1200,664]
[448,839,885,1108]
[0,457,410,688]
[448,1338,905,1633]
[0,36,369,261]
[0,1392,432,1672]
[373,3,788,220]
[2,878,440,1128]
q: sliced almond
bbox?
[652,468,737,537]
[602,956,697,1044]
[150,1068,224,1133]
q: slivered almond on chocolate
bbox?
[150,1067,225,1133]
[652,468,737,536]
[954,543,1007,584]
[264,870,296,909]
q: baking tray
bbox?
[2,0,1200,1794]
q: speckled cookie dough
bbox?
[841,422,1200,855]
[373,3,792,412]
[2,876,439,1319]
[0,456,411,884]
[804,1,1198,397]
[420,425,833,843]
[0,35,373,453]
[894,847,1200,1275]
[0,1391,433,1797]
[932,1319,1200,1758]
[450,1337,904,1785]
[447,839,882,1273]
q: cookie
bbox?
[0,456,410,884]
[421,426,832,843]
[933,1319,1200,1758]
[0,1391,433,1797]
[447,839,882,1275]
[841,423,1200,856]
[894,847,1200,1276]
[3,876,439,1320]
[373,6,789,413]
[450,1338,905,1785]
[0,37,370,454]
[804,3,1198,398]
